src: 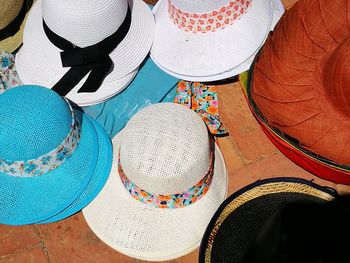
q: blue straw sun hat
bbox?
[0,85,112,225]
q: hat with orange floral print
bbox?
[83,102,228,261]
[150,0,278,81]
[174,81,228,136]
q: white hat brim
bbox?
[74,70,137,107]
[83,131,228,261]
[151,0,278,81]
[151,46,258,81]
[15,0,154,106]
[150,0,273,77]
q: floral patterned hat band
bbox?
[175,81,228,136]
[0,99,81,177]
[118,140,215,209]
[168,0,252,33]
[0,49,23,94]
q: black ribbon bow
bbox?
[43,7,131,96]
[0,0,33,41]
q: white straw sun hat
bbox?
[152,0,284,82]
[152,42,262,82]
[83,103,228,261]
[15,0,154,106]
[150,0,273,80]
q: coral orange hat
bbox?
[251,0,350,167]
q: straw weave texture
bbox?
[202,180,336,263]
[252,0,350,165]
[0,0,30,52]
[83,103,228,261]
[0,0,23,29]
[0,86,100,225]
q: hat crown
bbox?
[322,37,350,117]
[0,86,72,161]
[171,0,230,13]
[42,0,128,47]
[0,0,24,29]
[120,103,211,194]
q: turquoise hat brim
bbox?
[0,110,99,225]
[39,115,112,223]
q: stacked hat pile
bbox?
[0,85,112,225]
[150,0,284,81]
[15,0,155,106]
[1,0,350,262]
[0,1,229,260]
[0,0,158,224]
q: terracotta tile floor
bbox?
[2,0,350,262]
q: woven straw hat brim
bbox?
[83,131,228,261]
[151,42,262,81]
[251,0,350,166]
[151,0,286,81]
[39,115,112,223]
[150,0,273,78]
[0,0,32,53]
[15,0,154,106]
[199,177,336,263]
[73,70,137,107]
[0,110,105,225]
[0,23,24,53]
[0,0,23,28]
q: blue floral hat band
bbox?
[0,49,23,94]
[0,99,81,177]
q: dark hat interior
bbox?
[245,200,350,263]
[199,178,350,263]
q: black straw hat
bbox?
[199,177,350,263]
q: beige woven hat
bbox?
[83,103,228,261]
[0,0,33,53]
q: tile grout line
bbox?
[216,129,247,165]
[219,133,280,167]
[33,225,52,263]
[233,151,281,174]
[0,243,42,260]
